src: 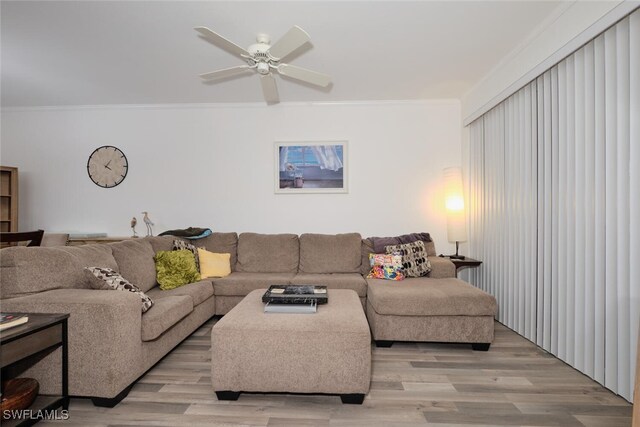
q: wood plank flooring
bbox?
[40,320,632,426]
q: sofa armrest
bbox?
[428,256,456,278]
[1,289,143,398]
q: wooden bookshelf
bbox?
[0,166,18,233]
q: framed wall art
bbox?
[274,141,348,194]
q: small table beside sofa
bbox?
[0,231,497,407]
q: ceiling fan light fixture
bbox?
[256,62,270,75]
[196,25,331,104]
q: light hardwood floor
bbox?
[41,320,632,427]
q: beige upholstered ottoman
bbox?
[211,289,371,404]
[366,277,498,350]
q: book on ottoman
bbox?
[262,285,328,305]
[264,300,318,313]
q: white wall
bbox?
[462,0,626,122]
[0,101,461,252]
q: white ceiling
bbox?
[1,1,564,107]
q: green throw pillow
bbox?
[154,250,201,290]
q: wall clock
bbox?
[87,146,128,188]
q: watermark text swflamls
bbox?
[2,409,69,421]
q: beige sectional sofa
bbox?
[0,237,215,407]
[0,231,496,406]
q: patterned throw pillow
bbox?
[369,253,403,268]
[173,239,201,271]
[366,253,405,281]
[385,241,432,277]
[84,267,154,313]
[367,265,405,281]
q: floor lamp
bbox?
[444,167,467,259]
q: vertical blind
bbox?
[467,9,639,401]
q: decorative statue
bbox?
[130,217,138,238]
[142,212,154,237]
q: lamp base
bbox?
[438,253,467,260]
[442,241,466,260]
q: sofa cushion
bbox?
[111,239,157,292]
[146,280,214,307]
[0,245,118,299]
[212,272,295,296]
[299,233,361,273]
[141,295,193,341]
[236,233,299,273]
[195,233,239,271]
[84,267,154,312]
[366,277,497,317]
[145,235,175,253]
[154,250,201,290]
[290,273,367,297]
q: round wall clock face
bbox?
[87,146,128,188]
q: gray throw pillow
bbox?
[84,267,154,313]
[385,240,432,277]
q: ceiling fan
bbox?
[195,25,331,104]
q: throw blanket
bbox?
[371,232,432,253]
[159,227,212,239]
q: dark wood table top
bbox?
[0,313,69,343]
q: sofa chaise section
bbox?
[366,277,497,349]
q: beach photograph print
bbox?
[275,141,348,194]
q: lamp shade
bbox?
[443,167,467,243]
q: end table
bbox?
[440,256,482,276]
[1,313,69,426]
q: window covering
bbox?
[466,9,639,401]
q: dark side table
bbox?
[1,313,69,426]
[440,256,482,276]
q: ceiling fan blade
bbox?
[260,74,279,104]
[194,27,250,58]
[277,64,331,87]
[199,65,252,81]
[268,25,311,60]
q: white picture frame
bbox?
[274,141,348,194]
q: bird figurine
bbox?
[142,212,154,237]
[130,217,138,238]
